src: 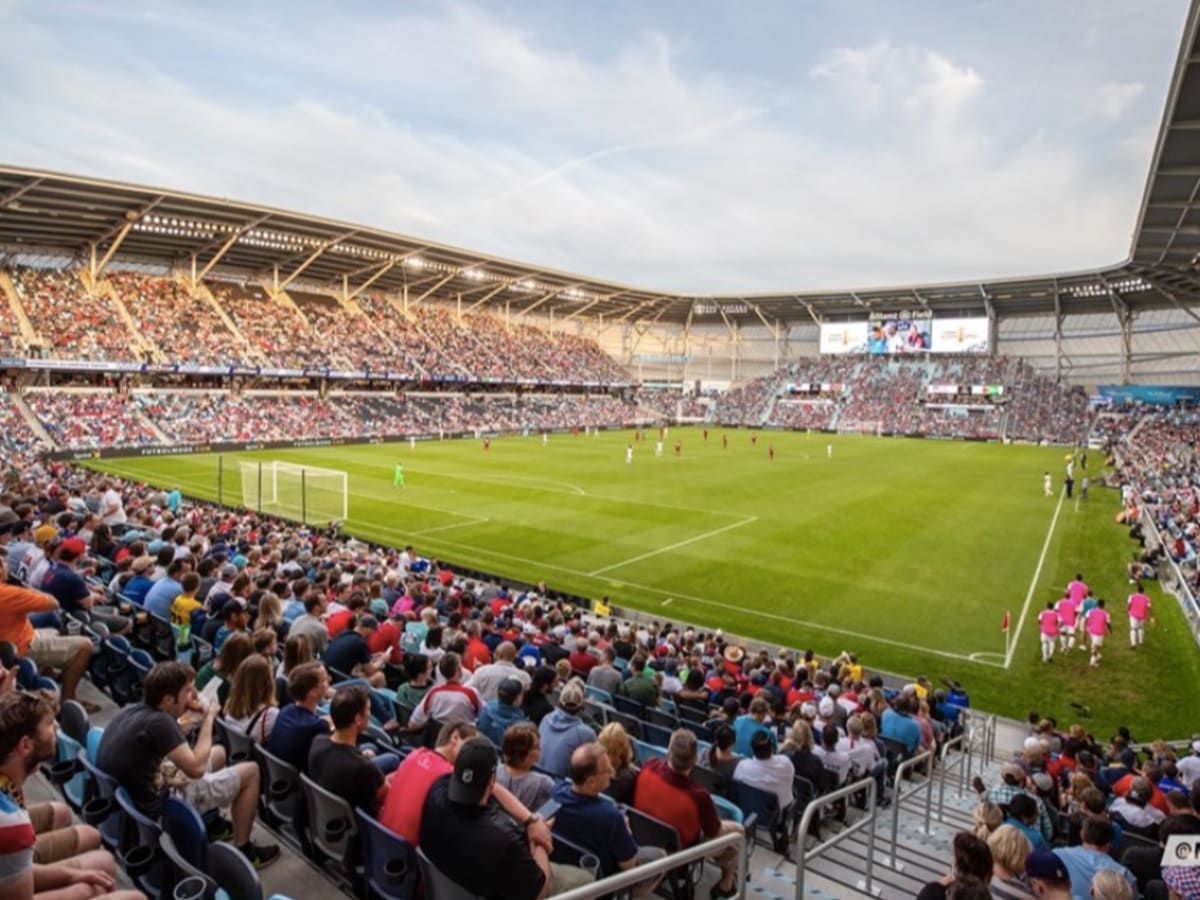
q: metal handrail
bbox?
[552,828,747,900]
[793,775,878,899]
[881,748,935,870]
[935,732,968,823]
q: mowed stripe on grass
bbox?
[89,428,1200,735]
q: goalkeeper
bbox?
[393,463,405,489]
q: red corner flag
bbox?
[1001,611,1011,632]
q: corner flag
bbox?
[1001,611,1010,632]
[1002,610,1011,659]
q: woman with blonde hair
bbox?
[781,719,825,789]
[253,591,286,640]
[986,825,1035,900]
[597,721,638,804]
[971,801,1003,840]
[224,654,280,744]
[1088,869,1133,900]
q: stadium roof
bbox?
[3,4,1200,327]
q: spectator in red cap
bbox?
[41,536,132,636]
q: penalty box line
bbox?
[587,516,759,577]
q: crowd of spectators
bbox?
[0,391,45,455]
[18,391,643,449]
[110,272,253,367]
[1107,407,1200,598]
[292,294,391,373]
[11,267,139,362]
[1008,359,1091,445]
[210,281,323,370]
[26,392,162,448]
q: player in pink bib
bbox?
[1054,595,1078,653]
[1067,575,1088,605]
[1038,603,1059,663]
[1127,592,1151,648]
[1085,600,1111,667]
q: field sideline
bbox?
[87,428,1200,736]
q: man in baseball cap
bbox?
[420,736,591,897]
[42,535,132,636]
[1024,849,1071,899]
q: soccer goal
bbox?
[238,460,348,525]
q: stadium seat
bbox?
[299,772,363,891]
[730,780,788,855]
[355,809,420,900]
[159,833,216,900]
[254,745,307,853]
[208,842,264,900]
[115,786,168,899]
[58,699,90,745]
[416,847,484,900]
[624,807,697,900]
[78,751,123,853]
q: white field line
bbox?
[1005,489,1067,668]
[409,517,490,537]
[355,524,1003,667]
[587,516,759,577]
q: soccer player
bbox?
[483,437,491,451]
[1085,599,1111,667]
[1043,472,1052,497]
[703,428,708,442]
[393,464,405,489]
[722,433,728,450]
[750,434,757,446]
[673,440,682,457]
[1127,590,1151,649]
[1054,593,1078,653]
[768,445,775,462]
[1038,603,1059,663]
[654,440,663,457]
[625,444,633,465]
[542,432,548,447]
[827,444,833,460]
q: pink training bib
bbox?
[1039,610,1059,636]
[1128,593,1150,620]
[1086,608,1108,636]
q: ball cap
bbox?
[497,677,523,704]
[449,737,498,805]
[1025,849,1068,882]
[58,537,87,559]
[818,696,835,718]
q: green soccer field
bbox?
[86,428,1200,737]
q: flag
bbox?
[1001,611,1010,632]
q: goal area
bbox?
[238,461,348,525]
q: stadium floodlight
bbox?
[238,460,348,525]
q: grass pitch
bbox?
[88,428,1200,737]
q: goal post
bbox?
[238,460,348,525]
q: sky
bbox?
[0,0,1189,294]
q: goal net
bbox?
[238,461,348,525]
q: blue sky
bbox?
[0,0,1188,293]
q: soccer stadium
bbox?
[0,2,1198,900]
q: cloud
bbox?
[1092,81,1147,121]
[0,1,1180,295]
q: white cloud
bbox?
[0,2,1178,294]
[1092,81,1147,121]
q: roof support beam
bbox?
[1104,281,1134,384]
[407,272,457,309]
[189,215,270,289]
[559,297,603,323]
[463,283,513,315]
[89,196,164,281]
[343,259,396,302]
[0,178,42,210]
[979,285,997,356]
[273,230,356,296]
